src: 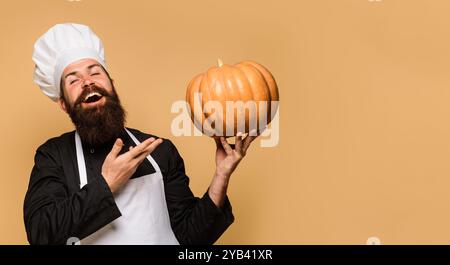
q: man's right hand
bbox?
[101,137,163,193]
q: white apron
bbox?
[75,129,180,245]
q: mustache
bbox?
[74,85,109,107]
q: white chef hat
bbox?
[32,23,107,102]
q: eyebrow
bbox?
[64,63,102,79]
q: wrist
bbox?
[214,169,231,180]
[102,171,117,194]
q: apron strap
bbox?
[75,131,88,189]
[124,128,162,173]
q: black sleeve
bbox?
[164,140,234,245]
[23,140,121,245]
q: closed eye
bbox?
[70,79,79,85]
[91,72,100,76]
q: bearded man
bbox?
[24,23,256,245]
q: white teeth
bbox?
[84,92,102,101]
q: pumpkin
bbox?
[186,59,279,137]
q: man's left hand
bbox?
[208,131,257,208]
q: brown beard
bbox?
[63,84,127,147]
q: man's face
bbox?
[60,58,112,110]
[59,58,126,146]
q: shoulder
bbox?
[37,131,75,151]
[35,131,75,165]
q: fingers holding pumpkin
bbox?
[214,136,223,149]
[235,132,244,153]
[220,137,233,156]
[216,131,256,158]
[242,129,258,153]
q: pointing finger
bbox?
[133,138,163,163]
[128,137,156,158]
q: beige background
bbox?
[2,0,450,244]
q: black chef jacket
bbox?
[23,127,234,245]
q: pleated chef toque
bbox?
[32,23,107,101]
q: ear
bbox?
[58,98,68,114]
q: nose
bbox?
[81,76,95,89]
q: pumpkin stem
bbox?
[217,58,224,67]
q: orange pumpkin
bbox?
[186,59,279,137]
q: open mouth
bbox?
[83,92,104,104]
